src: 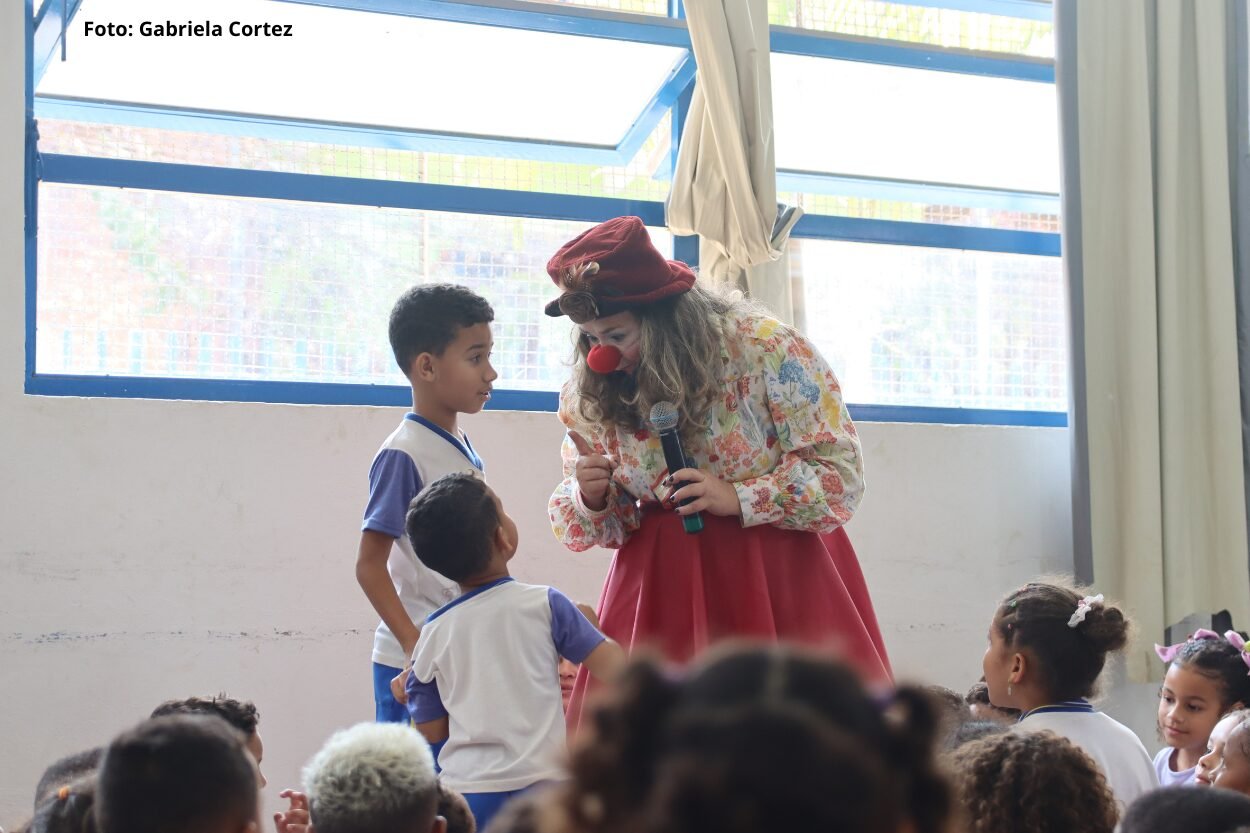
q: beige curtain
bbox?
[1057,0,1250,680]
[666,0,802,325]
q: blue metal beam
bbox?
[777,170,1060,215]
[22,374,1066,425]
[32,0,82,87]
[847,403,1066,427]
[40,154,1057,256]
[793,213,1060,256]
[272,0,691,46]
[25,0,38,384]
[615,51,695,164]
[39,153,669,225]
[23,373,561,411]
[34,97,629,166]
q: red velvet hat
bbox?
[544,216,696,324]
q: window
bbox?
[26,0,1063,423]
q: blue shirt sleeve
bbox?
[362,449,423,539]
[548,587,606,664]
[405,673,448,724]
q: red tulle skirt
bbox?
[566,508,892,730]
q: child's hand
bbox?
[390,666,411,706]
[569,431,615,511]
[576,602,601,630]
[273,789,309,833]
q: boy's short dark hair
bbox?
[405,472,499,583]
[151,695,259,737]
[389,284,494,375]
[965,680,1021,720]
[34,747,103,807]
[1121,785,1250,833]
[96,715,258,833]
[941,720,1008,753]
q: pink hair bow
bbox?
[1155,628,1221,663]
[1224,630,1250,675]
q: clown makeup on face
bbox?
[580,312,642,374]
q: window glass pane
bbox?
[777,188,1060,232]
[773,54,1059,194]
[769,0,1054,57]
[795,238,1066,411]
[37,113,673,201]
[38,0,685,146]
[37,183,668,390]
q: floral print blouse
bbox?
[548,310,864,551]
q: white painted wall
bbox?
[0,6,1151,830]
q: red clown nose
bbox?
[587,344,622,374]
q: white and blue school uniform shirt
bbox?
[406,578,605,794]
[1014,700,1158,811]
[361,413,484,670]
[1153,746,1198,787]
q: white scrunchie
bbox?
[1067,594,1104,628]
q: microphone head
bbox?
[649,401,679,431]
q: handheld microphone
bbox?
[649,401,704,534]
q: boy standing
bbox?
[404,472,625,831]
[358,284,496,723]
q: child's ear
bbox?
[493,522,516,555]
[412,352,437,382]
[1009,652,1027,684]
[1234,701,1247,713]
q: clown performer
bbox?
[545,216,892,725]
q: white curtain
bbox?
[1057,0,1250,680]
[666,0,802,325]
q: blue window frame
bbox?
[24,0,1065,426]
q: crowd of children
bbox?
[13,279,1250,833]
[17,609,1250,833]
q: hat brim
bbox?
[544,260,696,319]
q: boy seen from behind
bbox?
[404,472,625,831]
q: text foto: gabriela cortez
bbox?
[83,20,294,37]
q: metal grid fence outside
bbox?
[37,184,674,390]
[36,116,674,201]
[768,0,1054,57]
[794,237,1066,411]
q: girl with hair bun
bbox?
[545,644,951,833]
[981,580,1156,814]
